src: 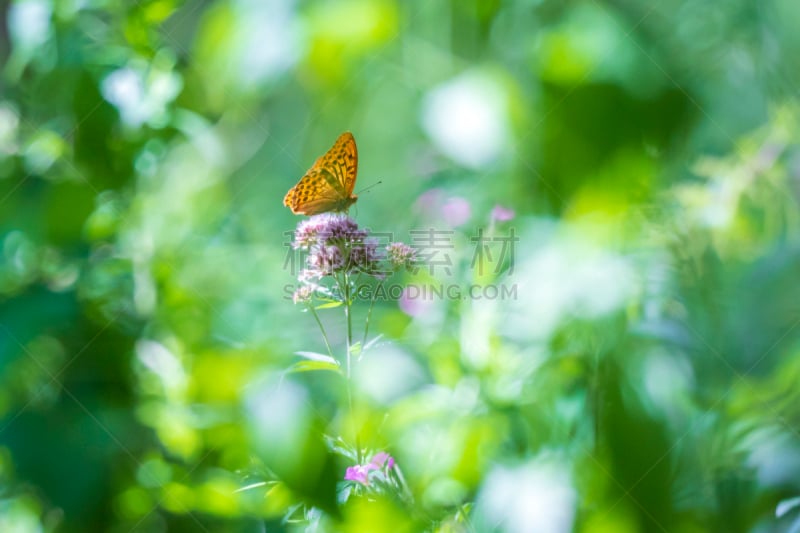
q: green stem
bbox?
[362,279,381,348]
[342,271,361,462]
[344,273,353,378]
[307,303,334,359]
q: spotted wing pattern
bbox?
[283,132,359,215]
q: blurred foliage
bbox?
[1,0,800,531]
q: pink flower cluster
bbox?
[344,452,396,486]
[293,214,378,278]
[291,214,417,304]
[386,242,416,271]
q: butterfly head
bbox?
[338,194,358,212]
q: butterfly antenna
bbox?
[356,180,383,195]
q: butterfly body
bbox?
[283,132,359,216]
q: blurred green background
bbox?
[2,0,800,531]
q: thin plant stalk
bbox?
[343,271,353,378]
[307,303,334,359]
[341,271,361,462]
[362,279,382,348]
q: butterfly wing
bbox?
[283,132,358,215]
[328,131,358,197]
[283,166,341,215]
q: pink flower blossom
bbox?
[344,452,396,486]
[415,188,444,215]
[293,214,379,279]
[370,452,395,469]
[442,197,471,227]
[399,286,433,317]
[292,285,314,304]
[386,242,417,271]
[491,204,515,222]
[344,464,372,485]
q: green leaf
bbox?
[234,481,269,493]
[295,351,338,364]
[777,496,800,518]
[286,360,342,374]
[363,334,384,352]
[323,434,358,460]
[315,301,343,310]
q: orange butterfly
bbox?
[283,132,359,216]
